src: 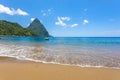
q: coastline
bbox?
[0,56,120,80]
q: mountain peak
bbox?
[28,18,50,37]
[33,18,39,22]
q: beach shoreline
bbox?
[0,56,120,80]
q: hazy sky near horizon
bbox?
[0,0,120,37]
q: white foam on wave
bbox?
[0,43,120,70]
[0,54,120,70]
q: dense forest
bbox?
[0,19,50,36]
[0,20,36,36]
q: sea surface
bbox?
[0,36,120,69]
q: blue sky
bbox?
[0,0,120,37]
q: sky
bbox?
[0,0,120,37]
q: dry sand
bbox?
[0,57,120,80]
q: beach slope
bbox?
[0,60,120,80]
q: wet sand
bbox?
[0,56,120,80]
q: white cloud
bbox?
[31,18,35,22]
[41,8,53,16]
[0,4,13,15]
[71,24,78,27]
[15,9,28,16]
[55,17,67,27]
[55,16,79,27]
[0,4,28,16]
[83,19,89,24]
[60,17,71,21]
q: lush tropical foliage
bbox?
[0,19,49,36]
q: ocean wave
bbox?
[0,55,120,70]
[0,43,120,69]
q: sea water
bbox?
[0,36,120,69]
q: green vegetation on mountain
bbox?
[27,18,50,37]
[0,19,50,37]
[0,20,35,36]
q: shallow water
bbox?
[0,36,120,69]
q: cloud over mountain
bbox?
[31,18,35,22]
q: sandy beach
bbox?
[0,57,120,80]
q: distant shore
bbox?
[0,56,120,80]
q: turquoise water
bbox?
[0,36,120,69]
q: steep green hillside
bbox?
[0,20,35,36]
